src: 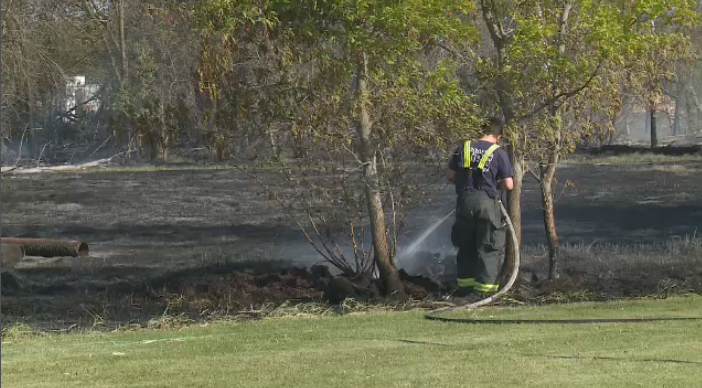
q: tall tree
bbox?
[119,0,129,83]
[1,0,68,152]
[475,0,699,280]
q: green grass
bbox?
[3,296,702,388]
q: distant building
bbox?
[61,76,100,122]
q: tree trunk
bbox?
[622,101,630,138]
[685,93,694,135]
[268,126,279,158]
[500,149,523,285]
[673,89,681,136]
[119,0,128,83]
[353,53,405,297]
[540,149,560,280]
[650,103,658,148]
[162,138,169,161]
[506,148,523,245]
[498,86,522,281]
[643,104,651,136]
[160,101,168,162]
[540,2,570,281]
[498,105,522,285]
[480,0,525,284]
[26,78,37,158]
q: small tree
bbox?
[624,13,698,147]
[196,0,479,295]
[120,2,201,160]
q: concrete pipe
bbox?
[1,244,25,268]
[0,238,89,258]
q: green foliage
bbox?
[625,30,698,110]
[118,96,188,160]
[194,0,481,148]
[100,2,202,160]
[478,0,700,157]
[194,1,482,270]
[475,0,700,279]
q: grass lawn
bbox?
[3,296,702,388]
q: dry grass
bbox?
[520,236,702,298]
[565,152,702,165]
[651,164,699,174]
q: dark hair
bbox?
[481,116,504,137]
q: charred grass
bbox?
[2,158,702,330]
[515,236,702,302]
[2,235,700,332]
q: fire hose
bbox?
[424,201,702,324]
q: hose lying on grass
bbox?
[424,201,702,324]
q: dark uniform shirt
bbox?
[448,140,514,199]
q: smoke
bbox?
[1,139,32,165]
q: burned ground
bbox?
[2,155,702,329]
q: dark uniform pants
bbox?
[450,190,506,295]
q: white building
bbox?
[62,76,100,122]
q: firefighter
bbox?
[447,116,514,298]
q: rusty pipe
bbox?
[1,244,25,268]
[1,238,89,257]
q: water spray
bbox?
[396,209,455,269]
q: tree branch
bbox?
[481,0,506,48]
[435,41,474,64]
[526,168,542,183]
[521,59,604,121]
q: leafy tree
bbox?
[119,2,202,160]
[475,0,700,280]
[196,0,479,295]
[624,8,698,146]
[1,0,67,148]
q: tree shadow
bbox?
[531,354,702,365]
[522,202,702,245]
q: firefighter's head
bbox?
[481,116,504,141]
